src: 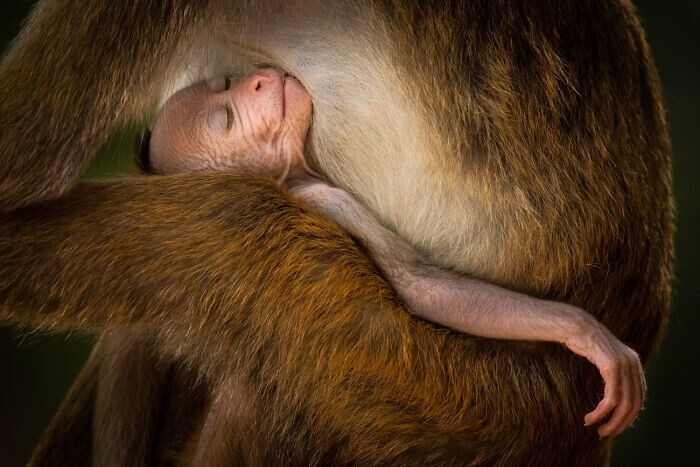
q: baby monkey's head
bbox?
[145,68,316,181]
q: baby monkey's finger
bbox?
[597,363,635,437]
[613,361,645,437]
[584,374,619,426]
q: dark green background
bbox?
[1,1,698,465]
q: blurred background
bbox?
[0,1,698,465]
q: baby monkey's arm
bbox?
[290,179,645,439]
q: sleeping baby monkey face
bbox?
[149,68,313,180]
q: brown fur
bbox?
[0,0,672,465]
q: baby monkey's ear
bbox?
[134,129,155,175]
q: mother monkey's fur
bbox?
[0,0,673,465]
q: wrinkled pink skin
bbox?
[150,68,316,181]
[149,69,645,439]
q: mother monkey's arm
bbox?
[0,172,392,361]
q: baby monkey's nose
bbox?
[246,67,282,93]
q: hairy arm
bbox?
[292,180,645,438]
[0,174,334,332]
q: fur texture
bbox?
[0,0,672,465]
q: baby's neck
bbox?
[282,148,322,183]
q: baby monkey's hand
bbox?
[561,309,646,438]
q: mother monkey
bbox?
[0,0,673,465]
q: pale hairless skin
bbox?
[147,68,645,438]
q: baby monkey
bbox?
[142,68,644,439]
